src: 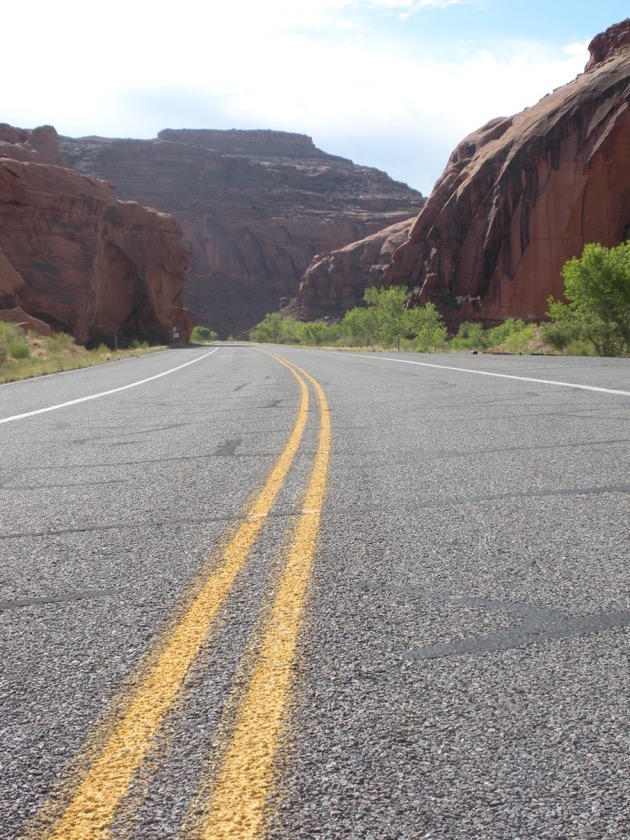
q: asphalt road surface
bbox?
[1,345,628,839]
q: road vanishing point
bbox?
[1,345,628,838]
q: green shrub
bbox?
[46,332,74,353]
[502,322,537,354]
[8,337,31,359]
[191,325,218,343]
[0,322,30,361]
[301,321,332,346]
[483,318,536,353]
[249,313,305,344]
[540,319,583,352]
[564,339,596,356]
[450,321,488,351]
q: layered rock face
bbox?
[378,19,630,328]
[0,127,191,344]
[0,123,67,166]
[59,130,423,337]
[292,218,415,321]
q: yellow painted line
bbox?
[198,357,331,838]
[40,364,310,840]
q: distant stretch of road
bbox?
[1,346,628,838]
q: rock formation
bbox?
[59,130,423,337]
[0,127,191,344]
[0,123,67,167]
[292,218,415,321]
[378,18,630,328]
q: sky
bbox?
[3,1,629,195]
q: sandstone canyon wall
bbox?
[59,130,424,337]
[378,19,630,328]
[291,218,415,321]
[0,125,191,344]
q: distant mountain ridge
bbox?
[60,129,424,337]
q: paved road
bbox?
[1,346,628,838]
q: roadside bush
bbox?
[564,339,596,356]
[8,338,31,359]
[46,332,74,353]
[450,321,488,351]
[249,313,305,344]
[191,325,218,343]
[301,321,333,346]
[540,318,583,352]
[0,322,30,361]
[501,322,537,354]
[483,318,536,353]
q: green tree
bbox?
[363,285,409,347]
[548,242,630,356]
[339,305,380,347]
[405,303,448,352]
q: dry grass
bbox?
[0,327,167,385]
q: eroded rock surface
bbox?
[292,218,415,321]
[59,129,423,337]
[0,127,191,344]
[378,19,630,328]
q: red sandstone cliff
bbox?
[378,19,630,328]
[0,127,191,344]
[59,130,423,338]
[291,218,415,321]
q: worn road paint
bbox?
[197,357,331,838]
[39,362,310,840]
[350,353,630,397]
[1,349,219,425]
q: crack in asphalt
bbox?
[371,584,630,659]
[0,511,302,540]
[0,587,121,611]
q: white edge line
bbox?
[347,353,630,397]
[0,348,219,425]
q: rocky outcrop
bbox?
[0,306,51,336]
[378,19,630,328]
[292,218,415,321]
[59,130,423,337]
[0,127,191,344]
[0,124,67,166]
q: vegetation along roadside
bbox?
[250,243,630,358]
[0,324,168,385]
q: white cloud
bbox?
[2,0,591,192]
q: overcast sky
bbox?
[3,1,628,194]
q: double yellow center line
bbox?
[29,353,330,839]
